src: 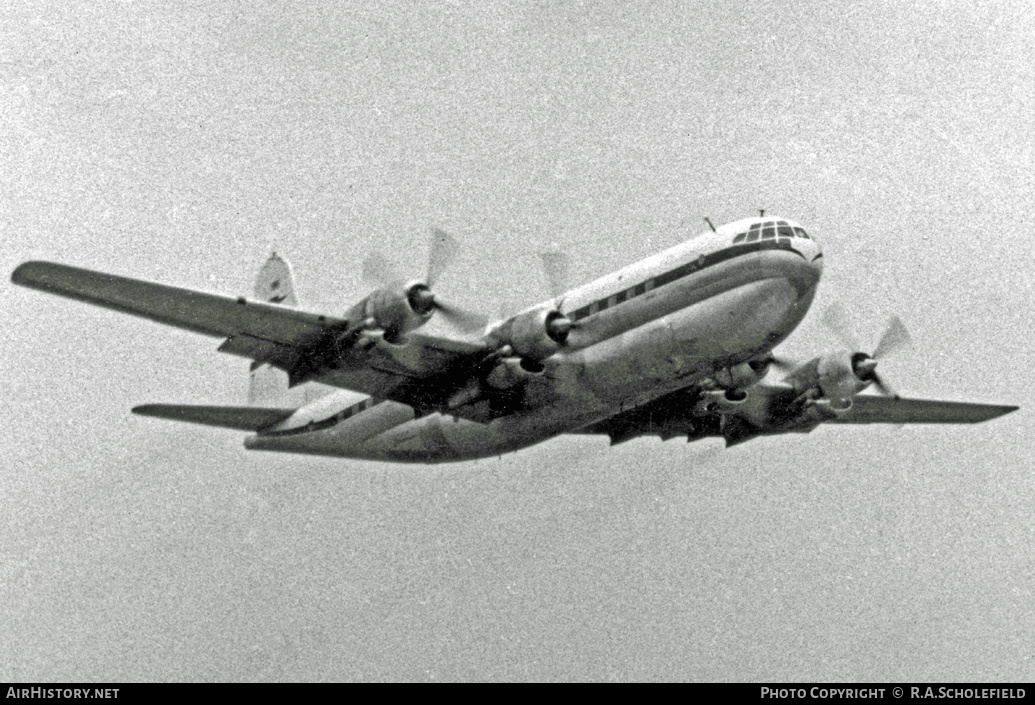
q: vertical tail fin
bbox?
[248,253,308,407]
[247,254,338,407]
[253,252,298,307]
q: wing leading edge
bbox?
[12,260,344,348]
[12,261,489,408]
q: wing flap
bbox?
[829,396,1018,424]
[11,261,346,347]
[132,404,295,431]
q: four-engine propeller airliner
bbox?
[11,216,1017,463]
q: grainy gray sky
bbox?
[3,0,1033,682]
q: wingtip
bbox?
[972,403,1019,422]
[10,260,42,286]
[131,405,166,418]
[11,260,81,290]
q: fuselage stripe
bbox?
[567,237,805,322]
[258,397,381,437]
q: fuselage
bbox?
[245,216,823,463]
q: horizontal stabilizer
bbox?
[132,404,296,431]
[830,396,1019,425]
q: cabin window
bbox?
[633,283,646,296]
[777,224,794,239]
[793,227,810,239]
[733,232,747,243]
[762,223,776,239]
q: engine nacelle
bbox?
[793,396,852,424]
[711,360,769,390]
[694,388,748,416]
[363,281,434,340]
[505,307,574,361]
[485,356,544,389]
[814,352,860,401]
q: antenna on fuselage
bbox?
[704,217,716,232]
[759,209,766,217]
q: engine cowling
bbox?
[505,307,574,361]
[363,281,434,340]
[814,351,873,402]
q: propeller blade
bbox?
[869,371,899,399]
[426,228,459,288]
[782,357,820,386]
[434,300,490,334]
[767,354,797,372]
[819,302,861,351]
[362,252,400,288]
[540,250,571,300]
[872,315,912,360]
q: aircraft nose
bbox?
[809,238,824,272]
[791,223,822,273]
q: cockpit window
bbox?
[732,220,809,244]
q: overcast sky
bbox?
[3,0,1033,681]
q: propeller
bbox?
[538,249,581,344]
[494,247,575,325]
[361,251,399,289]
[431,298,490,333]
[361,228,488,334]
[819,304,913,397]
[872,315,912,360]
[819,301,861,351]
[853,316,912,396]
[540,250,571,300]
[425,227,459,288]
[361,228,461,289]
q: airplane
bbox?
[11,216,1018,463]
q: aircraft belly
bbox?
[243,400,417,457]
[355,400,610,463]
[575,274,813,405]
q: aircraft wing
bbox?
[132,404,295,431]
[826,395,1019,424]
[11,261,489,407]
[12,260,343,350]
[575,383,1017,447]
